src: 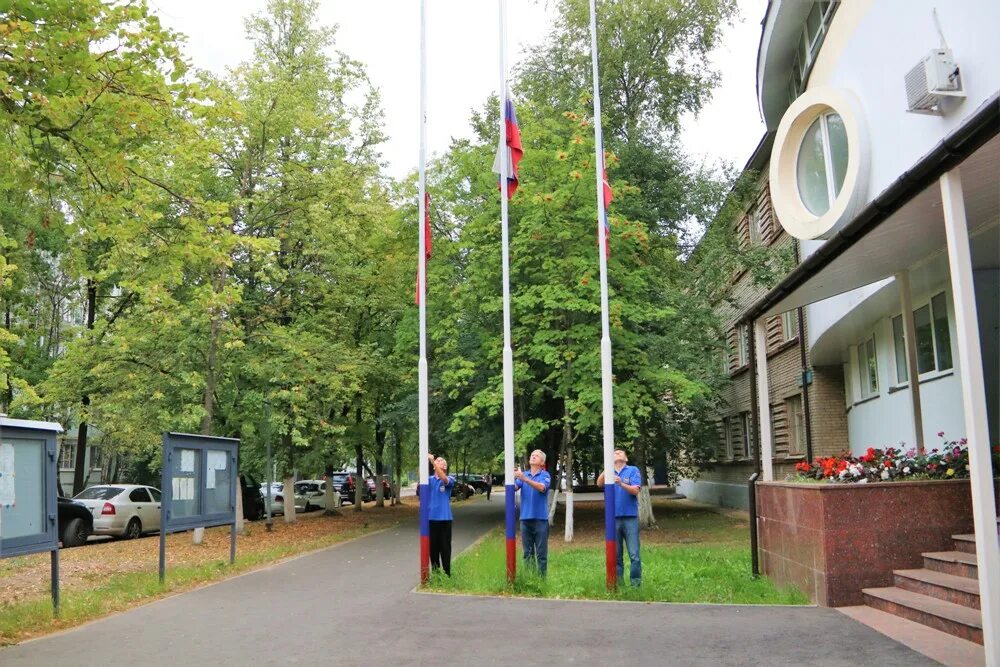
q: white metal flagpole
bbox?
[497,0,517,584]
[417,0,430,584]
[587,0,617,590]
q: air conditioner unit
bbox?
[905,48,965,115]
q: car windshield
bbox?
[74,486,124,500]
[295,483,319,493]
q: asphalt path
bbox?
[0,497,934,666]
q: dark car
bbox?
[58,495,94,548]
[457,474,489,493]
[452,481,475,501]
[330,472,372,504]
[241,474,265,521]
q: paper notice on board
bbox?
[172,477,195,501]
[207,451,228,471]
[0,443,15,507]
[206,469,216,490]
[180,449,195,473]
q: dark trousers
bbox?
[520,519,549,576]
[429,519,452,575]
[485,484,492,501]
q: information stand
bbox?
[159,432,239,582]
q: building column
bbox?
[753,319,774,481]
[940,167,1000,667]
[895,271,925,453]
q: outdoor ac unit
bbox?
[905,48,964,115]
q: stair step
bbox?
[863,586,983,645]
[894,568,981,609]
[923,550,978,579]
[951,534,977,554]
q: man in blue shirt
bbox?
[427,453,455,575]
[514,449,551,576]
[598,448,642,586]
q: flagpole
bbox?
[497,0,517,585]
[417,0,431,585]
[587,0,616,590]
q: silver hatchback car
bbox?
[73,484,162,539]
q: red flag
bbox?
[416,191,432,305]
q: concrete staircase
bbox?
[862,529,994,645]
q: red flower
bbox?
[795,461,811,473]
[883,460,892,468]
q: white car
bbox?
[293,479,337,511]
[260,482,307,515]
[73,484,162,539]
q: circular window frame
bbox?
[770,87,870,240]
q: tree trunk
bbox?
[354,443,365,511]
[283,474,297,523]
[393,428,402,505]
[635,439,656,529]
[2,298,11,412]
[72,280,97,496]
[374,411,386,508]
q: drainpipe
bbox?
[794,243,814,463]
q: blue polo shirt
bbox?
[611,465,641,517]
[427,475,455,521]
[515,469,551,520]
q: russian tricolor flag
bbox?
[415,191,432,305]
[493,95,523,199]
[600,155,613,257]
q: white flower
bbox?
[857,478,868,484]
[839,469,849,479]
[903,466,911,474]
[881,469,890,480]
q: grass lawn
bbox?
[427,498,809,605]
[0,501,416,645]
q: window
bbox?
[786,395,806,456]
[787,2,838,102]
[748,206,764,245]
[857,334,879,398]
[59,441,75,469]
[797,112,848,216]
[149,488,161,502]
[782,310,799,342]
[740,412,755,459]
[737,325,749,367]
[129,487,152,503]
[721,416,734,460]
[891,292,953,383]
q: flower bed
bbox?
[790,435,1000,484]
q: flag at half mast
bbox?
[600,148,613,257]
[415,191,432,305]
[492,94,523,198]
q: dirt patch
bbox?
[0,501,417,608]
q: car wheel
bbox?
[61,517,90,548]
[304,503,313,513]
[124,517,142,540]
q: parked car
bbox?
[73,484,162,539]
[57,496,94,548]
[293,480,330,511]
[330,472,371,504]
[452,481,475,501]
[261,482,308,515]
[456,473,488,493]
[241,474,265,521]
[365,477,393,500]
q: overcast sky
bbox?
[152,0,766,179]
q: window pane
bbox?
[149,488,161,502]
[797,117,831,215]
[171,448,199,518]
[825,113,849,197]
[805,3,823,49]
[913,305,935,374]
[866,337,878,394]
[0,438,46,539]
[931,293,953,371]
[892,315,908,383]
[204,450,231,515]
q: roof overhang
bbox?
[742,92,1000,323]
[756,1,813,130]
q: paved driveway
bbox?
[0,498,933,666]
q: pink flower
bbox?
[937,431,945,437]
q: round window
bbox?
[796,112,848,215]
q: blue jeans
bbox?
[616,516,641,585]
[520,519,549,576]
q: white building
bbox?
[745,1,998,661]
